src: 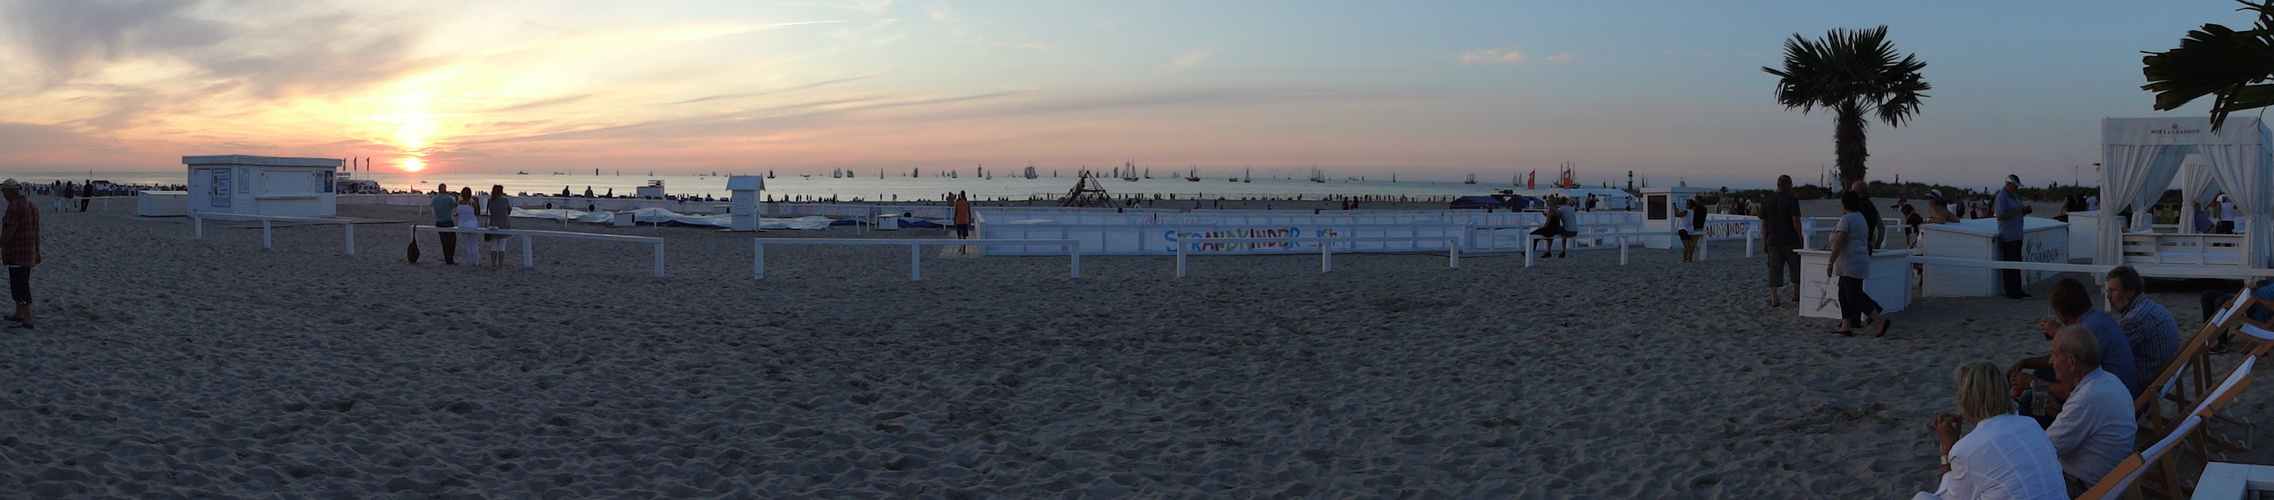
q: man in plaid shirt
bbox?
[2106,266,2179,384]
[0,179,39,329]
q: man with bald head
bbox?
[2031,326,2135,490]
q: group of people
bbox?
[427,183,514,268]
[1917,269,2189,499]
[45,181,97,213]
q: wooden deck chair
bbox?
[2134,289,2258,439]
[2189,356,2257,455]
[2075,415,2203,500]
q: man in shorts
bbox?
[1,180,41,329]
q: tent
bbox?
[2097,117,2272,267]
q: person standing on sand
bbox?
[952,192,974,240]
[1917,361,2067,500]
[1849,180,1883,249]
[1676,197,1704,263]
[1924,190,1957,224]
[430,184,458,265]
[0,180,40,329]
[1829,191,1889,336]
[485,185,513,270]
[454,188,481,267]
[1761,176,1803,307]
[1995,175,2033,299]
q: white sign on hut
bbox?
[184,155,341,217]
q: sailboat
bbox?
[1308,167,1325,183]
[879,169,884,179]
[1243,167,1252,183]
[767,170,775,179]
[1023,164,1038,179]
[1187,166,1201,182]
[1143,167,1151,179]
[1464,173,1476,185]
[1120,160,1140,181]
[515,171,528,175]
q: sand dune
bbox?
[0,202,2262,498]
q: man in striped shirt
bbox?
[2105,266,2180,384]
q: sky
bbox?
[0,0,2254,188]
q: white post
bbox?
[753,240,764,280]
[1176,242,1188,278]
[193,212,203,240]
[262,219,273,249]
[1320,240,1332,273]
[909,244,921,281]
[1699,232,1709,261]
[521,234,533,267]
[651,241,665,278]
[1619,235,1630,265]
[1068,242,1080,278]
[1448,238,1460,269]
[1745,223,1756,258]
[343,222,355,256]
[1524,234,1535,267]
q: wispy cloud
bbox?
[1171,48,1217,71]
[662,73,885,106]
[1459,49,1526,65]
[1544,52,1576,63]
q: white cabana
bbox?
[2098,117,2272,268]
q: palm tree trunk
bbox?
[1834,103,1868,190]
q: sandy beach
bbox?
[0,201,2265,498]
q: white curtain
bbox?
[2098,144,2188,263]
[2195,141,2272,265]
[2179,159,2223,233]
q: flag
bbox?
[1525,170,1535,190]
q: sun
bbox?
[402,157,426,172]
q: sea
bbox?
[21,170,1580,202]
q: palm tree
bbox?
[1763,26,1930,189]
[2143,0,2274,132]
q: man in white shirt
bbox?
[2041,326,2135,487]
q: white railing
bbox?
[190,211,358,255]
[414,226,666,277]
[752,238,1081,281]
[1172,237,1459,277]
[2121,233,2249,266]
[1517,228,1756,267]
[1907,255,2274,279]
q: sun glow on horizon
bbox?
[402,157,426,172]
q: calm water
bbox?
[29,170,1572,202]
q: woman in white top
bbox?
[453,188,481,266]
[1915,361,2066,500]
[2215,194,2239,234]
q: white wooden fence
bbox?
[753,238,1081,281]
[414,226,666,277]
[1172,236,1459,277]
[190,211,358,255]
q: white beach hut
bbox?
[2096,117,2271,269]
[1638,186,1713,248]
[727,176,764,231]
[183,155,340,217]
[1918,218,2069,297]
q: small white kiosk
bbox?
[1917,217,2070,297]
[727,176,764,231]
[184,155,340,217]
[1796,249,1914,319]
[1639,186,1713,248]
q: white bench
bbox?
[752,238,1080,281]
[415,225,666,277]
[191,211,358,256]
[1171,236,1459,277]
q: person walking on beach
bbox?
[1676,197,1704,263]
[1829,191,1889,336]
[430,184,458,265]
[454,188,482,266]
[1995,175,2033,298]
[48,181,63,212]
[952,192,974,240]
[1918,361,2066,500]
[58,182,75,215]
[0,180,40,329]
[78,180,93,212]
[485,185,513,270]
[1849,180,1883,249]
[1762,176,1803,307]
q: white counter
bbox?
[1917,217,2069,297]
[1796,249,1913,319]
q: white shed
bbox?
[1917,217,2070,297]
[1638,186,1714,248]
[184,155,341,217]
[727,176,764,231]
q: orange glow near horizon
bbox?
[402,157,426,172]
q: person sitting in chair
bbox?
[1917,361,2066,500]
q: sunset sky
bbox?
[0,0,2249,187]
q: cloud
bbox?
[1544,52,1576,63]
[1459,49,1526,65]
[1171,48,1217,71]
[661,73,884,106]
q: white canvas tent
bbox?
[2097,117,2272,267]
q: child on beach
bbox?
[454,189,481,266]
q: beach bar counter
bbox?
[1917,217,2069,297]
[1795,249,1913,319]
[184,155,341,217]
